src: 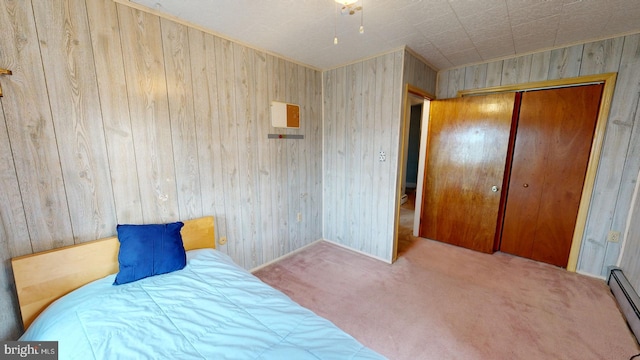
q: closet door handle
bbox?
[523,183,529,188]
[491,186,499,192]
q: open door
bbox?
[419,93,516,253]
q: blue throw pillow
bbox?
[113,221,186,285]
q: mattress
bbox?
[20,248,385,359]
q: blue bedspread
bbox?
[20,249,385,360]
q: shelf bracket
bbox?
[0,68,13,97]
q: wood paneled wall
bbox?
[437,34,640,278]
[403,49,438,96]
[322,49,437,261]
[620,169,640,290]
[0,0,322,340]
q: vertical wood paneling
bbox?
[404,50,437,95]
[254,50,272,264]
[346,63,363,250]
[0,0,323,339]
[501,55,532,85]
[0,107,30,339]
[32,0,116,242]
[620,169,640,290]
[485,61,503,87]
[285,61,301,252]
[160,19,202,221]
[436,70,448,99]
[580,37,624,76]
[323,69,336,242]
[0,0,73,252]
[188,30,227,249]
[213,37,242,263]
[335,66,347,244]
[529,51,551,82]
[435,34,640,278]
[311,69,323,241]
[592,35,640,275]
[234,44,259,268]
[0,102,31,261]
[548,44,583,79]
[446,68,465,98]
[464,63,488,90]
[86,0,143,224]
[268,56,290,257]
[387,50,404,258]
[371,56,390,256]
[323,49,431,261]
[360,59,377,251]
[118,6,178,223]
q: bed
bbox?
[12,216,384,359]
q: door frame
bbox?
[392,84,434,262]
[457,73,617,272]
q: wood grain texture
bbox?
[323,50,412,261]
[32,0,116,243]
[548,44,583,79]
[529,51,551,82]
[501,55,532,86]
[86,0,143,224]
[446,68,465,98]
[620,169,640,290]
[118,6,179,224]
[286,60,301,254]
[0,0,323,339]
[254,49,272,264]
[235,44,260,268]
[501,85,603,267]
[268,55,291,258]
[421,94,515,253]
[485,61,504,87]
[189,30,227,253]
[213,36,243,263]
[580,37,624,76]
[161,19,203,222]
[403,50,437,95]
[12,216,215,330]
[464,63,488,90]
[0,104,30,339]
[359,58,377,252]
[598,34,640,275]
[0,0,74,252]
[436,34,640,278]
[436,71,448,99]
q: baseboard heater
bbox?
[608,267,640,343]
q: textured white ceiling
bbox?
[128,0,640,70]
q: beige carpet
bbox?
[254,206,639,359]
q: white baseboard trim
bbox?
[322,239,392,264]
[576,269,606,281]
[250,239,324,273]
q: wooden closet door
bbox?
[420,93,515,253]
[500,84,603,267]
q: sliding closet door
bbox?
[500,84,603,267]
[419,93,516,253]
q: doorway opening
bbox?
[393,85,433,262]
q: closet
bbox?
[419,84,604,268]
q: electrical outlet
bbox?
[219,236,228,245]
[607,231,620,243]
[379,151,386,162]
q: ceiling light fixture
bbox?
[333,0,364,45]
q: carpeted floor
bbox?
[253,205,640,359]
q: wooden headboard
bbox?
[11,216,215,330]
